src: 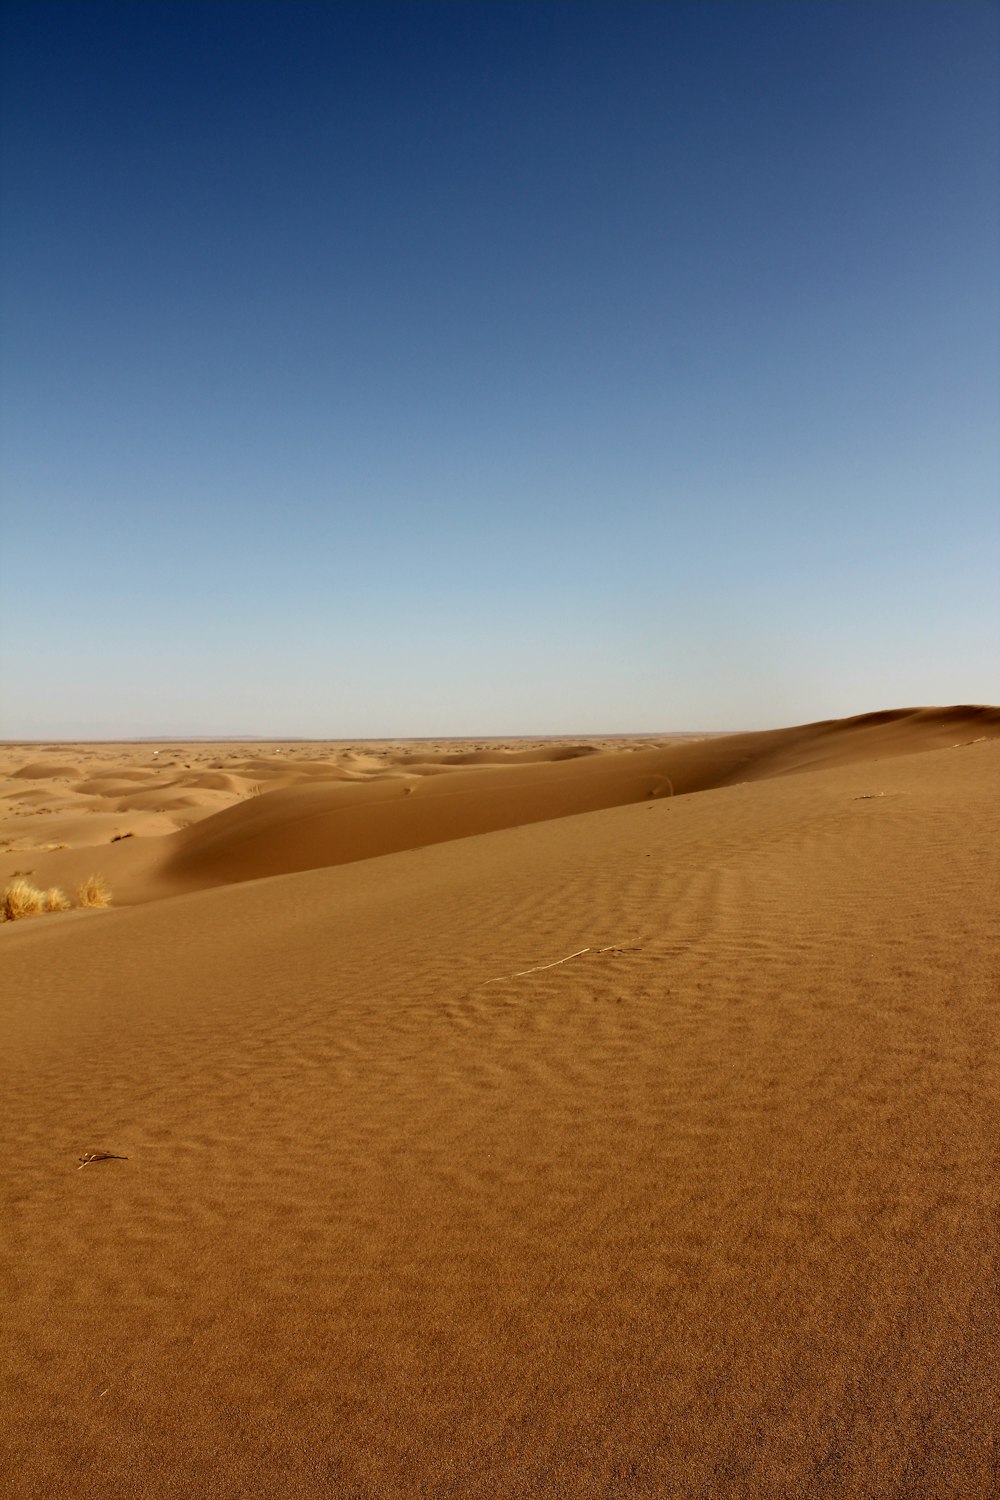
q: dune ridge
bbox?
[2,706,996,908]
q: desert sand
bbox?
[2,706,998,1498]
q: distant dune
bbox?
[2,707,998,1497]
[2,706,996,905]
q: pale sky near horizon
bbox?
[2,0,998,739]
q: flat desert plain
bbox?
[2,706,998,1499]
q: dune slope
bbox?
[2,708,996,907]
[160,704,1000,893]
[2,718,998,1498]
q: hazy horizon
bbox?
[3,703,993,745]
[2,0,998,738]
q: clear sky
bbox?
[2,0,998,738]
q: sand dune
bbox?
[394,743,602,765]
[3,708,996,904]
[2,785,83,807]
[9,760,83,779]
[0,735,696,894]
[177,772,257,794]
[2,709,998,1497]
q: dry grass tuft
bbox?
[1,880,75,921]
[1,876,111,921]
[77,873,111,909]
[1,878,47,921]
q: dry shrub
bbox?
[1,878,47,921]
[77,873,111,909]
[1,880,74,921]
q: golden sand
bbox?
[2,707,998,1497]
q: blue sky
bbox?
[2,0,997,737]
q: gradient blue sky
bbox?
[2,0,998,737]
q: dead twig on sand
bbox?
[77,1152,128,1169]
[481,945,627,986]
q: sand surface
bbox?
[2,708,998,1497]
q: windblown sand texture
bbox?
[2,707,998,1498]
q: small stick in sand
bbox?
[77,1152,128,1169]
[481,945,626,986]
